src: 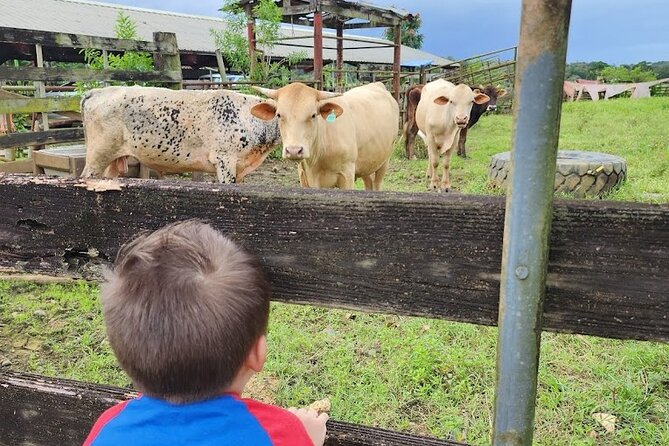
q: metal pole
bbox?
[492,1,572,445]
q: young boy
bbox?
[84,220,328,446]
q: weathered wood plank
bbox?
[0,128,84,149]
[0,158,32,173]
[0,372,463,446]
[0,175,667,342]
[0,96,81,114]
[0,66,182,83]
[0,26,177,54]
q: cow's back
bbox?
[341,82,399,176]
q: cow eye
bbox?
[311,113,316,119]
[276,113,281,119]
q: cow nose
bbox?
[455,115,468,127]
[487,104,497,112]
[284,146,305,159]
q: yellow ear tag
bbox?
[326,112,337,123]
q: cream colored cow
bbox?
[80,86,281,183]
[250,82,399,190]
[415,79,489,191]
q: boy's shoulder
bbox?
[239,397,313,445]
[84,395,313,446]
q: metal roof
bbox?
[0,0,453,66]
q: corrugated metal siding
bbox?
[0,0,453,66]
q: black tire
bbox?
[488,150,627,198]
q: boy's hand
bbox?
[287,407,329,446]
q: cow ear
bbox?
[497,89,508,97]
[474,93,490,105]
[251,102,277,121]
[318,102,344,120]
[434,96,449,105]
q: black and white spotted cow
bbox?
[80,86,281,183]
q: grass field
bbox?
[1,97,668,445]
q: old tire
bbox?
[488,150,627,198]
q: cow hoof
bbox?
[440,186,451,193]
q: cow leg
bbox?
[361,176,374,190]
[427,143,441,191]
[298,162,310,187]
[372,159,389,191]
[440,148,455,192]
[82,150,124,178]
[403,121,418,160]
[215,156,237,184]
[337,165,356,190]
[457,127,469,158]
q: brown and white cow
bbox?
[404,83,506,160]
[250,82,399,190]
[414,79,489,191]
[80,86,281,183]
[456,85,507,158]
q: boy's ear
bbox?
[246,335,267,373]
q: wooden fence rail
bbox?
[0,26,178,54]
[0,372,461,446]
[1,175,667,342]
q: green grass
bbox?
[379,97,669,203]
[2,99,668,445]
[1,280,668,445]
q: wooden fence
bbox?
[0,27,181,174]
[0,175,667,445]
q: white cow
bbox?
[80,86,281,183]
[415,79,490,191]
[250,82,399,190]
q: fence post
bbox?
[492,1,572,445]
[392,22,401,102]
[152,32,182,90]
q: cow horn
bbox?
[317,90,341,100]
[252,86,279,99]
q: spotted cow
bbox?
[80,86,281,183]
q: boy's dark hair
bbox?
[101,220,270,403]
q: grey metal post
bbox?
[493,1,572,445]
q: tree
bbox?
[599,65,656,83]
[384,14,423,49]
[211,0,305,86]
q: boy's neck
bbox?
[224,367,254,396]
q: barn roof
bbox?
[0,0,454,67]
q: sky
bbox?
[102,0,668,64]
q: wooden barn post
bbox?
[245,3,257,76]
[313,10,323,90]
[392,22,401,102]
[493,0,573,444]
[336,21,344,91]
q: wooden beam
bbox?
[336,22,344,90]
[0,66,182,83]
[281,5,315,15]
[245,3,257,76]
[152,32,182,89]
[0,128,83,149]
[0,371,464,446]
[392,23,401,102]
[313,11,323,89]
[0,176,667,342]
[0,96,80,114]
[0,26,177,54]
[0,158,32,173]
